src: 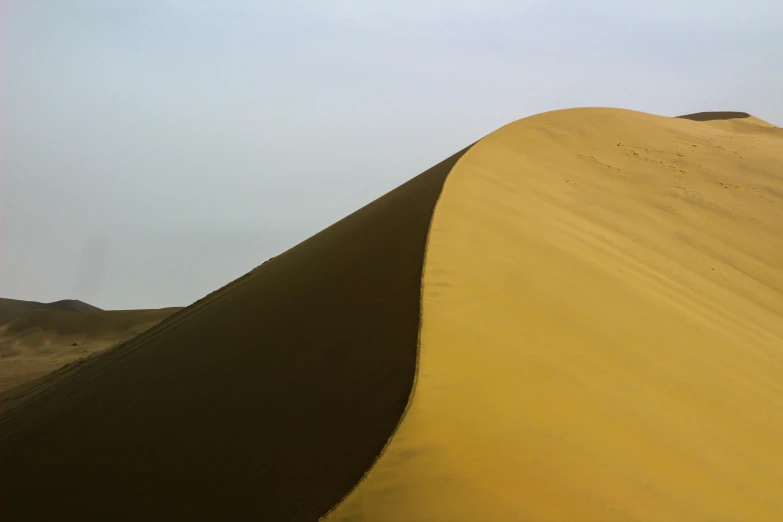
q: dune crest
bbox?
[325,108,783,521]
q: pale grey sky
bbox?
[2,0,781,309]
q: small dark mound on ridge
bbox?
[677,111,751,122]
[45,300,103,313]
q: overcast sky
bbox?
[2,0,781,310]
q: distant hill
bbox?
[0,297,103,325]
[0,297,181,392]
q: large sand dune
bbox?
[325,108,783,521]
[2,108,782,521]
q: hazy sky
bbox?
[3,0,781,309]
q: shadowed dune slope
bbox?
[678,111,781,137]
[677,111,752,122]
[0,149,465,521]
[325,108,783,521]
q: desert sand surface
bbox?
[0,298,180,393]
[325,108,783,521]
[1,108,782,522]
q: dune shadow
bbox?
[676,111,751,122]
[0,146,471,522]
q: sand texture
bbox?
[325,108,783,521]
[2,108,782,521]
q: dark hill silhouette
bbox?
[0,298,102,325]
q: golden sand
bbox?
[325,108,783,521]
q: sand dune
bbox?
[0,299,180,393]
[0,297,102,324]
[2,108,782,521]
[324,108,783,521]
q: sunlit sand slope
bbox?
[326,108,783,521]
[0,150,466,522]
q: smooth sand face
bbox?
[325,109,783,521]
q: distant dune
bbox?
[0,297,102,325]
[0,298,180,392]
[1,108,782,522]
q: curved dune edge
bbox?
[318,144,478,521]
[0,149,468,521]
[324,107,783,521]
